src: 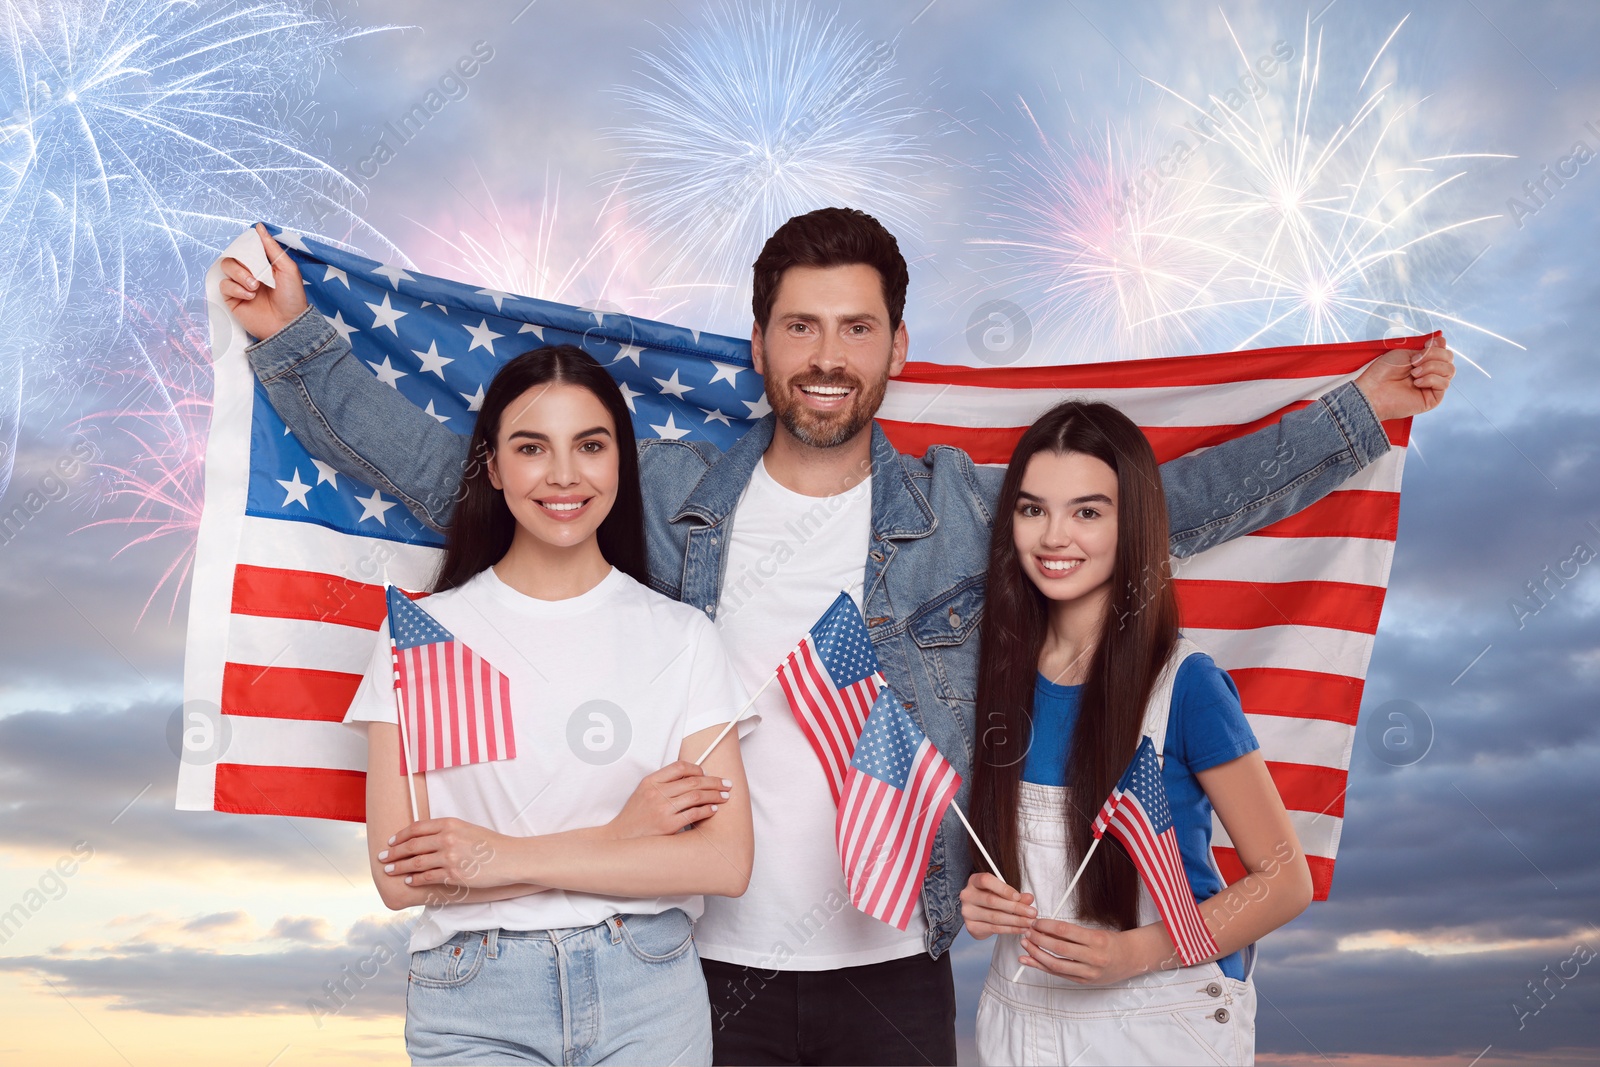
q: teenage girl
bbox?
[962,400,1313,1066]
[345,345,755,1065]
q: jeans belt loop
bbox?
[484,928,499,959]
[609,916,624,945]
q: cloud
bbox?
[0,700,373,889]
[0,915,413,1020]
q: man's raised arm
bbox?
[1158,340,1455,557]
[220,224,469,533]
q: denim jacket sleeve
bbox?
[244,306,470,533]
[1161,380,1390,557]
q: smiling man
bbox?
[221,207,1454,1065]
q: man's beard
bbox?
[768,369,889,449]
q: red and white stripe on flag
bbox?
[1101,794,1220,966]
[391,636,515,775]
[775,637,882,803]
[874,334,1430,900]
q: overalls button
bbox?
[1213,1008,1230,1024]
[1205,982,1222,997]
[704,604,714,615]
[710,535,718,546]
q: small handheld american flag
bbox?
[386,585,516,777]
[775,591,885,803]
[1093,736,1220,966]
[836,689,962,931]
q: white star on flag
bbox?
[310,458,340,488]
[709,362,742,387]
[367,356,407,388]
[274,230,310,252]
[617,381,643,413]
[650,413,690,440]
[323,265,349,288]
[355,489,399,525]
[518,323,543,338]
[423,401,450,424]
[612,344,643,366]
[366,293,407,335]
[460,385,485,412]
[327,311,359,344]
[277,469,312,508]
[476,288,516,311]
[420,301,450,315]
[464,319,504,355]
[412,341,453,378]
[654,369,692,399]
[372,264,416,289]
[701,407,732,427]
[743,395,773,419]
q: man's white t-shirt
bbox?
[694,457,929,970]
[345,566,752,954]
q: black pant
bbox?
[702,952,957,1066]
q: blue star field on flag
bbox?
[385,585,453,651]
[849,690,928,789]
[244,224,771,548]
[812,591,883,688]
[1105,736,1177,836]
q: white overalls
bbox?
[976,637,1258,1066]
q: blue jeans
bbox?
[406,910,713,1066]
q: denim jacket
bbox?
[246,306,1392,959]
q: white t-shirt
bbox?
[694,457,929,970]
[346,566,752,953]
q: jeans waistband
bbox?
[473,909,687,956]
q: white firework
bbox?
[609,0,934,324]
[0,0,397,495]
[976,13,1516,365]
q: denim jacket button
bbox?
[870,550,884,562]
[704,604,714,615]
[948,611,961,628]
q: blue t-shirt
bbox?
[1021,651,1259,980]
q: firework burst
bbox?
[1150,14,1516,357]
[74,297,211,624]
[974,111,1237,360]
[405,166,684,323]
[0,0,397,495]
[609,0,934,325]
[977,14,1516,363]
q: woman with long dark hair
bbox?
[962,401,1312,1065]
[342,345,755,1065]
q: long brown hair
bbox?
[432,345,648,593]
[969,400,1178,930]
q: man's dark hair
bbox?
[751,207,909,332]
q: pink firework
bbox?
[75,297,212,624]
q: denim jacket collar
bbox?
[672,415,937,542]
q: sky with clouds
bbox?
[1,0,1596,1064]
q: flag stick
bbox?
[383,578,420,824]
[1010,835,1103,982]
[692,672,777,765]
[948,799,1004,882]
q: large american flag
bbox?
[836,689,962,932]
[386,585,515,775]
[181,223,1417,900]
[1093,736,1221,966]
[774,590,886,803]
